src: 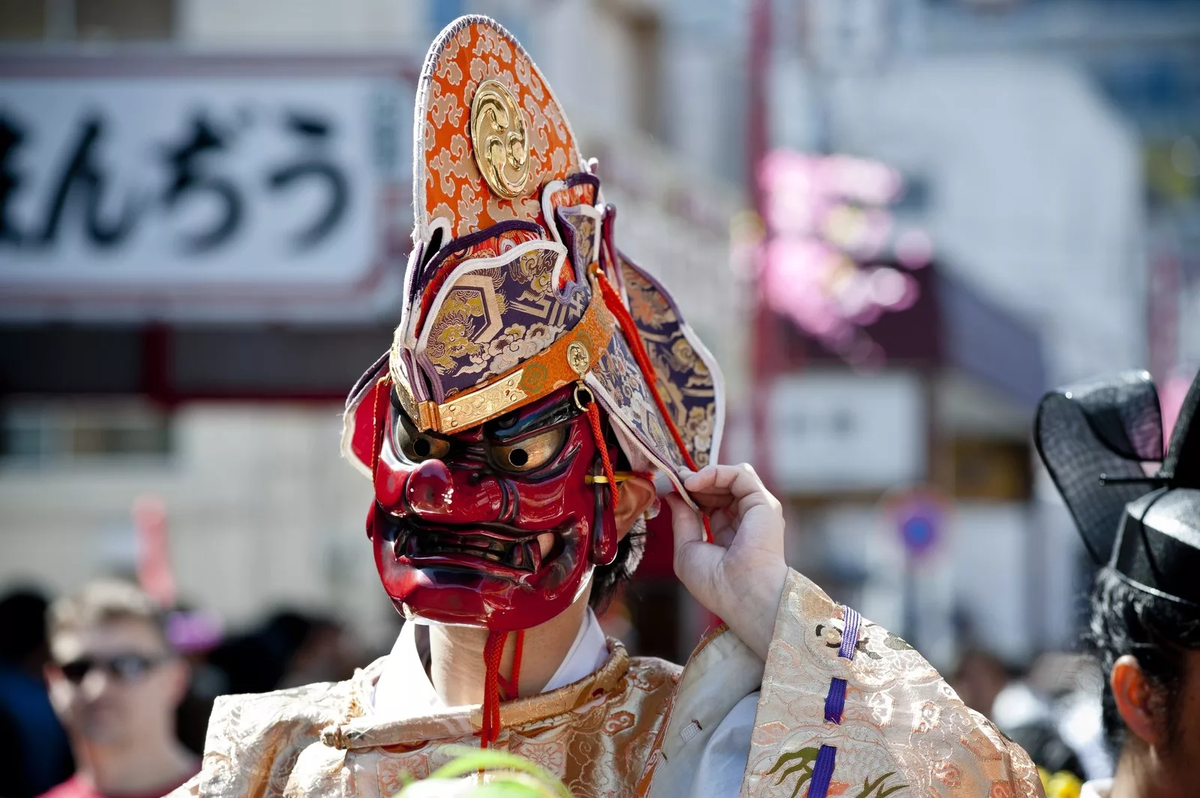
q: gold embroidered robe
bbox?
[173,570,1045,797]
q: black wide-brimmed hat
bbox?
[1035,368,1200,605]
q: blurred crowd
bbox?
[0,582,366,798]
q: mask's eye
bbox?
[392,413,451,463]
[490,426,567,473]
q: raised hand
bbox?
[666,463,789,661]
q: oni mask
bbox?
[341,15,723,633]
[367,385,621,630]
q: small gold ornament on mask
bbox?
[471,80,531,199]
[566,341,590,376]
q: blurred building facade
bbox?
[751,0,1197,667]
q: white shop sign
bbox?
[0,60,414,321]
[768,370,926,492]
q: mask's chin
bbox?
[371,511,594,630]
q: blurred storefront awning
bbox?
[778,259,1047,411]
[0,324,394,402]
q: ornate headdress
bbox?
[342,15,723,501]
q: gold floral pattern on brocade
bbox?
[617,258,720,469]
[740,571,1046,797]
[418,243,585,399]
[417,17,581,240]
[172,640,680,798]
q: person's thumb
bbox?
[667,492,703,547]
[668,493,716,582]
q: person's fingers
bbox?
[667,492,704,547]
[684,465,779,519]
[683,463,762,496]
[692,492,774,532]
[667,494,722,589]
[706,507,736,539]
[712,519,738,548]
[689,492,736,512]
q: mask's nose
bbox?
[385,458,504,523]
[406,459,454,511]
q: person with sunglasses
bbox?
[39,580,198,798]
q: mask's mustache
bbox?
[385,516,561,573]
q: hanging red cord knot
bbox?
[574,382,619,512]
[479,629,507,748]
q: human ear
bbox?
[1111,654,1165,747]
[613,477,656,540]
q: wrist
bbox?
[724,561,788,661]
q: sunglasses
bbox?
[56,654,167,684]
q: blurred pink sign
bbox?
[757,148,927,368]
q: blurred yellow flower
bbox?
[1038,767,1083,798]
[393,747,574,798]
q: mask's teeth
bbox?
[525,540,542,572]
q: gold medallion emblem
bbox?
[566,341,590,376]
[470,80,531,199]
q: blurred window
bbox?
[0,403,173,465]
[0,0,45,41]
[948,437,1033,501]
[893,175,932,213]
[429,0,464,39]
[0,0,174,42]
[629,11,663,139]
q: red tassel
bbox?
[585,401,619,512]
[480,629,508,748]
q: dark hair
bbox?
[0,588,50,664]
[1086,566,1200,751]
[589,518,647,613]
[588,433,649,613]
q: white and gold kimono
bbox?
[175,570,1042,797]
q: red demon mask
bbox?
[367,384,621,631]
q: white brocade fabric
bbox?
[372,609,752,797]
[170,569,1042,797]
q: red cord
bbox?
[370,376,389,484]
[499,629,524,700]
[511,629,524,697]
[594,271,695,470]
[592,270,714,543]
[585,401,619,512]
[480,629,508,748]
